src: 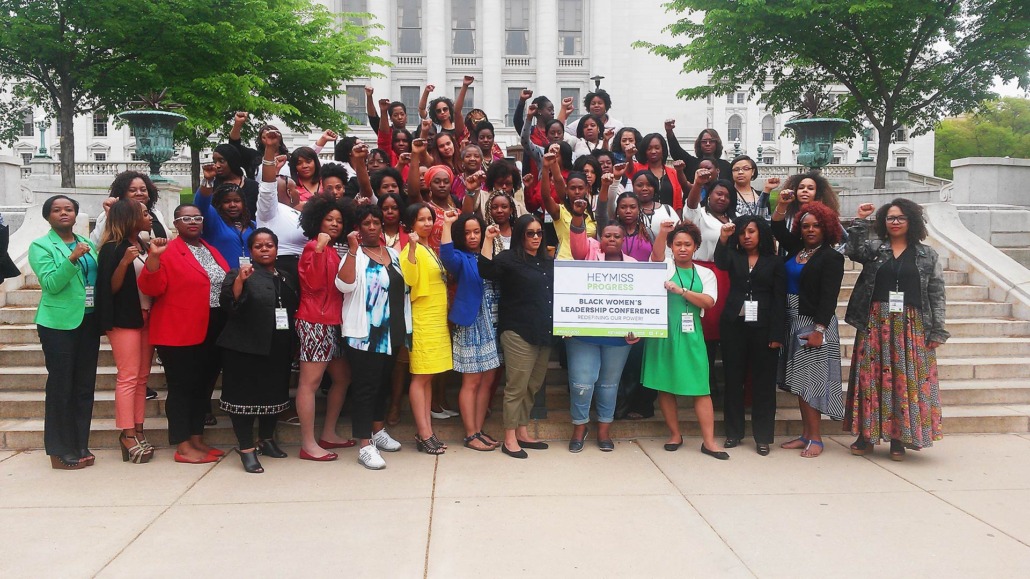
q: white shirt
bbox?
[682,205,725,263]
[256,180,307,257]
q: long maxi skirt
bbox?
[844,302,942,449]
[777,294,845,420]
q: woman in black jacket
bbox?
[714,215,785,455]
[96,199,157,464]
[217,228,299,473]
[771,196,845,458]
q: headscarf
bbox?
[214,143,244,177]
[423,164,454,189]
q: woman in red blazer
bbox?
[138,204,229,464]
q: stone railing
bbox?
[21,161,193,178]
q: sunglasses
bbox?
[174,215,204,224]
[700,139,718,144]
[525,230,544,238]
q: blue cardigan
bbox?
[440,242,484,327]
[194,190,254,269]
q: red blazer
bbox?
[296,239,343,325]
[629,161,685,212]
[138,237,229,346]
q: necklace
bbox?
[362,244,387,264]
[383,230,400,247]
[797,245,820,263]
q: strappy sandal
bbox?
[428,433,448,450]
[415,435,445,455]
[463,433,495,452]
[120,433,153,464]
[800,440,824,458]
[478,431,500,447]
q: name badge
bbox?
[681,312,696,334]
[744,300,759,322]
[238,257,251,268]
[84,285,95,308]
[889,291,905,313]
[274,307,289,330]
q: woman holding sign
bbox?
[566,208,640,452]
[641,220,728,460]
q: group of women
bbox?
[27,84,947,472]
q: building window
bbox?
[561,88,580,119]
[505,0,530,55]
[831,156,842,165]
[21,153,32,165]
[453,86,475,119]
[21,111,34,136]
[896,156,908,168]
[761,115,775,141]
[506,87,526,126]
[345,85,368,124]
[893,127,908,142]
[93,114,108,137]
[451,0,476,54]
[55,120,62,137]
[736,92,746,104]
[763,156,775,165]
[397,0,422,54]
[400,86,421,122]
[557,0,583,56]
[727,115,742,142]
[726,93,734,104]
[130,153,142,161]
[94,152,107,162]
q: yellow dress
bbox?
[400,242,453,374]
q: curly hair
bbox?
[371,167,403,196]
[874,198,928,243]
[791,201,842,246]
[668,220,703,248]
[583,89,612,112]
[428,96,455,125]
[320,162,349,185]
[109,170,159,209]
[299,193,350,240]
[452,213,486,253]
[353,204,385,231]
[212,183,253,226]
[726,215,775,256]
[783,172,839,215]
[485,159,522,192]
[485,190,518,228]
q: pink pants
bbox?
[107,311,154,429]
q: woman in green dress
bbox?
[642,220,729,460]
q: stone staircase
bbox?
[2,253,1029,450]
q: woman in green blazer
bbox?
[28,195,101,470]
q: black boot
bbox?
[236,449,264,473]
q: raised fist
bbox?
[664,119,675,132]
[856,203,876,219]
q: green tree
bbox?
[935,97,1030,178]
[0,0,385,188]
[638,0,1030,189]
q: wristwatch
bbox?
[813,324,826,334]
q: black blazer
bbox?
[714,243,786,343]
[0,224,20,283]
[772,220,845,326]
[217,267,299,356]
[96,240,146,332]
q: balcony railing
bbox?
[395,55,424,66]
[450,56,478,67]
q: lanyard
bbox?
[675,266,697,295]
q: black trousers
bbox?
[228,414,277,450]
[721,318,779,444]
[37,313,101,457]
[156,308,225,445]
[345,346,395,440]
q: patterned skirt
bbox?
[777,294,844,420]
[295,319,342,362]
[844,302,942,449]
[452,295,501,374]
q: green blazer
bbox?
[28,230,98,330]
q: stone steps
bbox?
[834,300,1012,319]
[837,284,988,302]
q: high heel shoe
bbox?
[135,431,154,451]
[79,449,96,467]
[256,439,288,458]
[120,434,153,464]
[236,448,264,473]
[427,433,448,450]
[415,435,444,455]
[50,454,85,470]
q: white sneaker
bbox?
[358,443,386,470]
[372,428,402,452]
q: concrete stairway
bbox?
[2,253,1029,450]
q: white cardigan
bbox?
[335,246,412,343]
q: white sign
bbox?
[553,261,668,338]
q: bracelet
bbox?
[201,179,214,188]
[814,324,826,334]
[261,159,276,166]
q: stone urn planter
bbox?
[115,110,186,182]
[784,117,849,171]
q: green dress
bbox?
[641,265,710,396]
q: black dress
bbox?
[217,268,299,414]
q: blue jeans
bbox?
[565,337,633,425]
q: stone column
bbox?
[534,0,558,99]
[481,0,504,124]
[367,1,393,92]
[425,0,447,91]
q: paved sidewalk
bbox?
[2,434,1030,578]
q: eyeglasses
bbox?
[885,215,909,224]
[732,166,753,173]
[174,215,204,224]
[525,230,544,238]
[435,107,448,113]
[700,139,718,144]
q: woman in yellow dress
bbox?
[400,201,453,454]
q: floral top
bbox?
[188,243,227,307]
